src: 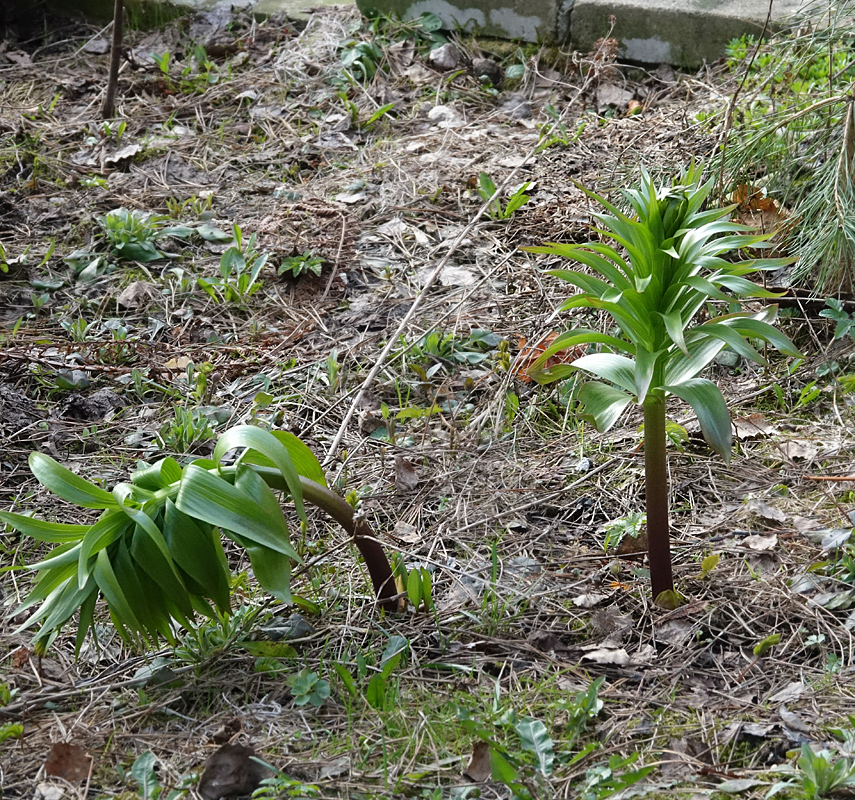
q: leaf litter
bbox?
[1,4,855,800]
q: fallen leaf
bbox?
[6,50,33,67]
[513,333,583,383]
[743,534,778,551]
[11,647,31,669]
[731,185,792,238]
[104,143,143,167]
[733,413,776,440]
[779,439,819,462]
[717,778,766,793]
[821,528,853,551]
[746,499,787,525]
[581,647,630,665]
[597,83,633,108]
[392,520,422,543]
[319,755,350,779]
[768,681,805,703]
[163,355,193,370]
[573,592,610,608]
[438,265,477,287]
[44,742,91,783]
[198,744,272,800]
[463,740,492,782]
[394,455,419,493]
[779,705,812,734]
[616,531,648,555]
[83,37,110,54]
[116,281,154,309]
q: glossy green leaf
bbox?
[664,378,731,461]
[113,538,171,642]
[516,718,554,777]
[130,457,182,490]
[694,322,767,365]
[0,512,89,543]
[724,316,803,358]
[572,353,637,394]
[660,310,689,356]
[15,553,78,618]
[240,430,326,487]
[176,464,299,561]
[162,501,230,612]
[577,382,634,431]
[128,514,195,621]
[77,511,133,590]
[29,452,117,509]
[74,589,98,656]
[407,570,422,609]
[633,347,662,403]
[213,425,306,521]
[92,548,144,642]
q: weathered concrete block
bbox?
[355,0,557,42]
[570,0,804,67]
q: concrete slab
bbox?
[21,0,806,67]
[570,0,805,68]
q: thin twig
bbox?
[716,0,774,196]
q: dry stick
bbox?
[100,0,124,119]
[323,164,528,464]
[716,0,774,196]
[324,37,613,466]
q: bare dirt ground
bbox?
[2,6,855,800]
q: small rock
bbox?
[428,43,461,71]
[471,57,502,89]
[714,349,740,367]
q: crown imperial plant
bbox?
[525,166,801,602]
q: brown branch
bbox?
[100,0,124,119]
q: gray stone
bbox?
[27,0,808,68]
[571,0,804,67]
[428,42,462,70]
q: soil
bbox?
[2,6,854,800]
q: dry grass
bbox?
[1,6,855,799]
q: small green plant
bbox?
[0,722,23,744]
[537,104,587,153]
[156,406,215,453]
[151,51,170,76]
[579,753,654,800]
[99,208,168,262]
[1,425,398,654]
[334,636,407,711]
[338,39,383,83]
[797,745,855,799]
[603,512,646,553]
[820,298,855,341]
[252,772,321,799]
[278,250,324,278]
[197,224,268,304]
[179,45,221,93]
[120,751,195,800]
[478,172,531,220]
[391,557,433,611]
[287,668,331,707]
[524,166,801,601]
[61,316,93,343]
